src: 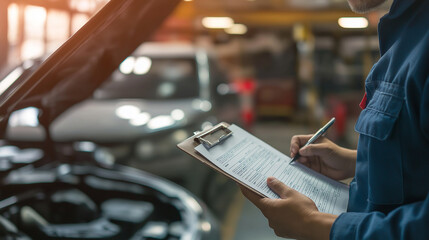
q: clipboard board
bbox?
[177,122,266,198]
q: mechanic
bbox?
[240,0,429,239]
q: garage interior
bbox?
[0,0,392,239]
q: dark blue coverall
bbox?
[330,0,429,238]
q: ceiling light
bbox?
[225,23,248,35]
[338,17,368,29]
[202,17,234,29]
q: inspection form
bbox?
[195,124,349,215]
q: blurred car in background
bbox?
[4,44,239,215]
[0,0,224,239]
[6,42,239,176]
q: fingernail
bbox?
[267,177,276,184]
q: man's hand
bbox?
[240,177,337,240]
[290,135,357,180]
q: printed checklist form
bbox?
[194,124,349,215]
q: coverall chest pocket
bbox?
[355,81,405,205]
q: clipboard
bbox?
[177,122,265,198]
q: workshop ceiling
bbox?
[194,0,351,12]
[172,0,390,28]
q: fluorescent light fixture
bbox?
[338,17,368,29]
[202,17,234,29]
[225,24,248,35]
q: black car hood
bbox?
[0,0,180,137]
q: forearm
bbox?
[338,147,357,178]
[303,213,337,240]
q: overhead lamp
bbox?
[338,17,368,29]
[202,17,234,29]
[225,23,248,35]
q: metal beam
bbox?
[174,3,365,27]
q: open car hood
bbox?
[0,0,180,136]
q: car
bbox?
[0,147,219,240]
[0,0,221,239]
[4,42,240,209]
[5,42,239,179]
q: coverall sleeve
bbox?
[330,193,429,239]
[420,77,429,140]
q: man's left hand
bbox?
[240,177,337,240]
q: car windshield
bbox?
[94,57,200,100]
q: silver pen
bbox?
[289,117,336,164]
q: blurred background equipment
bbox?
[0,0,391,239]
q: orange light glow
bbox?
[7,4,19,44]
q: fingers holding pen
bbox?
[290,135,312,157]
[290,135,329,157]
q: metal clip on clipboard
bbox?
[195,123,233,150]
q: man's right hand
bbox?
[290,135,357,180]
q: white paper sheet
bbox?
[195,124,349,215]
